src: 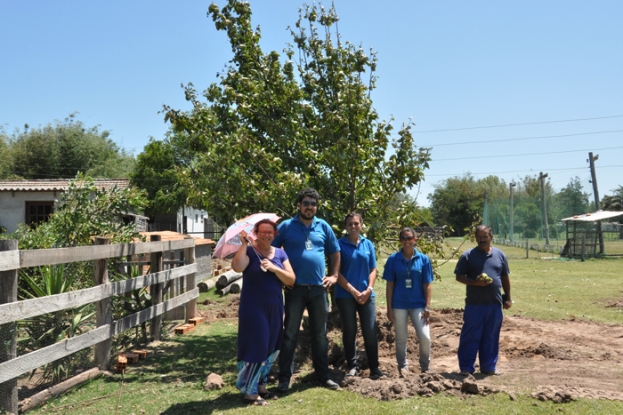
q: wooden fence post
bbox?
[0,239,18,415]
[94,237,112,370]
[185,244,196,320]
[525,238,529,258]
[150,235,163,340]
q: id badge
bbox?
[305,240,313,250]
[406,279,413,289]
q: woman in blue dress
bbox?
[232,219,295,406]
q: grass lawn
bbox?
[25,243,623,414]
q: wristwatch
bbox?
[424,307,431,312]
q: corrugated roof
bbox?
[561,210,623,222]
[0,179,129,192]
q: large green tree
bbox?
[130,131,195,218]
[1,115,135,179]
[428,174,487,236]
[158,1,430,241]
[552,176,590,219]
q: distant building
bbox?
[0,179,145,234]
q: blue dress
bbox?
[237,246,288,363]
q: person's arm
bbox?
[421,282,431,325]
[501,274,512,309]
[359,268,377,304]
[337,272,362,298]
[231,231,250,272]
[322,251,341,289]
[456,273,491,286]
[262,257,296,287]
[386,280,395,323]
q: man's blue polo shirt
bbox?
[335,236,377,299]
[272,214,340,285]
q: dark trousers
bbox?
[279,285,330,382]
[335,296,379,370]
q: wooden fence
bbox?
[0,235,198,414]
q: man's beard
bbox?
[299,209,314,220]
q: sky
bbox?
[2,1,622,208]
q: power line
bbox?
[433,146,623,162]
[421,130,623,148]
[413,114,623,134]
[424,164,623,178]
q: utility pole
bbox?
[483,189,489,225]
[539,172,551,245]
[509,182,516,241]
[589,152,604,254]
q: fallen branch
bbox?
[19,368,102,413]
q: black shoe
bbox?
[369,368,385,380]
[276,381,289,393]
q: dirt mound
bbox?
[208,296,623,402]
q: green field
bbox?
[25,244,623,414]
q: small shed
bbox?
[560,210,623,258]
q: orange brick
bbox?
[188,317,206,326]
[125,353,139,364]
[132,349,148,359]
[175,324,192,335]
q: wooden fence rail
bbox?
[0,237,197,414]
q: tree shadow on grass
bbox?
[160,392,241,415]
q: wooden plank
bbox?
[0,240,18,414]
[184,247,196,320]
[113,289,198,334]
[0,264,197,325]
[93,237,112,370]
[19,239,195,269]
[0,250,20,272]
[0,289,198,384]
[0,326,110,384]
[149,235,163,341]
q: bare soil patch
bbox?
[203,295,623,402]
[329,308,623,402]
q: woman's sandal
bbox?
[259,391,279,400]
[245,397,269,406]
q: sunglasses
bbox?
[301,201,318,207]
[400,236,415,241]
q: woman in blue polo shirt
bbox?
[335,212,384,380]
[383,227,434,375]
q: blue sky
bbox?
[2,1,622,207]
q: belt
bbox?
[295,284,323,287]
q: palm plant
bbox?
[18,264,94,383]
[110,263,153,348]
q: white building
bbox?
[177,206,210,235]
[0,179,135,234]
